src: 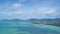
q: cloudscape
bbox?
[0,0,60,20]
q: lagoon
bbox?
[0,22,60,34]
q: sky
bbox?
[0,0,60,20]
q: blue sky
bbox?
[0,0,60,20]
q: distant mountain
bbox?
[27,18,60,25]
[0,18,60,22]
[27,18,60,21]
[0,18,60,26]
[0,19,24,22]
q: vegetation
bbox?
[27,18,60,27]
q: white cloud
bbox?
[0,5,57,19]
[46,10,56,14]
[1,11,33,17]
[35,7,56,14]
[31,7,57,18]
[15,11,33,16]
[11,3,22,9]
[0,12,12,16]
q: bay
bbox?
[0,22,60,34]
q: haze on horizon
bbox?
[0,0,60,20]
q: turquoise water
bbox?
[0,22,60,34]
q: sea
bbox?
[0,21,60,34]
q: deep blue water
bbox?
[0,21,60,34]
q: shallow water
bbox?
[0,22,60,34]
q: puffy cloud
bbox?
[31,7,57,18]
[0,0,60,19]
[11,3,22,9]
[46,9,56,14]
[0,7,59,19]
[35,7,56,14]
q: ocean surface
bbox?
[0,21,60,34]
